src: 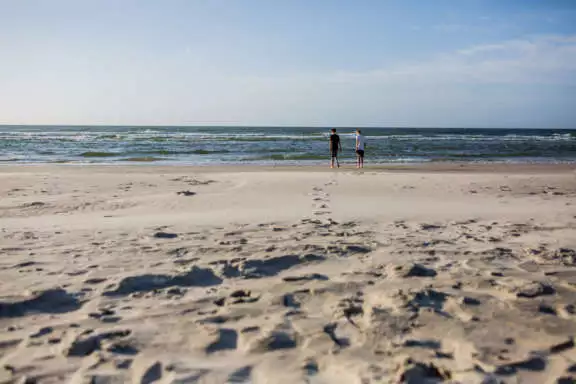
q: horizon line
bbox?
[0,124,574,130]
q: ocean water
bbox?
[0,126,575,165]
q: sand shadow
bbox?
[0,288,82,318]
[104,266,222,296]
[242,254,325,279]
[206,328,238,354]
[228,366,252,383]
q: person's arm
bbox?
[355,136,359,150]
[329,137,333,152]
[339,138,342,152]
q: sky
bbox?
[0,0,575,128]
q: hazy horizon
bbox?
[1,124,574,130]
[1,1,575,128]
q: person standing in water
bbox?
[355,129,366,168]
[329,128,342,168]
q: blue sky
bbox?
[0,0,575,127]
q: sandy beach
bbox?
[1,164,576,383]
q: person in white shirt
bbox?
[355,129,366,168]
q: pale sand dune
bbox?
[0,164,575,383]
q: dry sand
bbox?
[1,164,576,384]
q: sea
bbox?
[1,126,575,165]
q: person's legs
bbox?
[331,150,339,168]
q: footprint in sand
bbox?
[29,327,54,338]
[11,261,37,268]
[84,277,107,285]
[283,273,329,282]
[176,190,196,196]
[323,323,351,348]
[106,339,140,355]
[103,266,223,296]
[303,360,319,377]
[62,329,132,357]
[251,328,298,352]
[205,328,238,354]
[131,358,163,384]
[281,293,301,309]
[228,366,252,383]
[0,288,82,318]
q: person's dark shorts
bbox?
[356,149,365,158]
[331,150,339,158]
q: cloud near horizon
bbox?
[133,34,576,127]
[317,34,576,86]
[1,34,574,127]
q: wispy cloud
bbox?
[431,20,515,34]
[432,23,467,33]
[321,34,576,86]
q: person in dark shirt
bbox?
[329,128,342,168]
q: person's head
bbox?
[331,128,336,134]
[356,129,361,135]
